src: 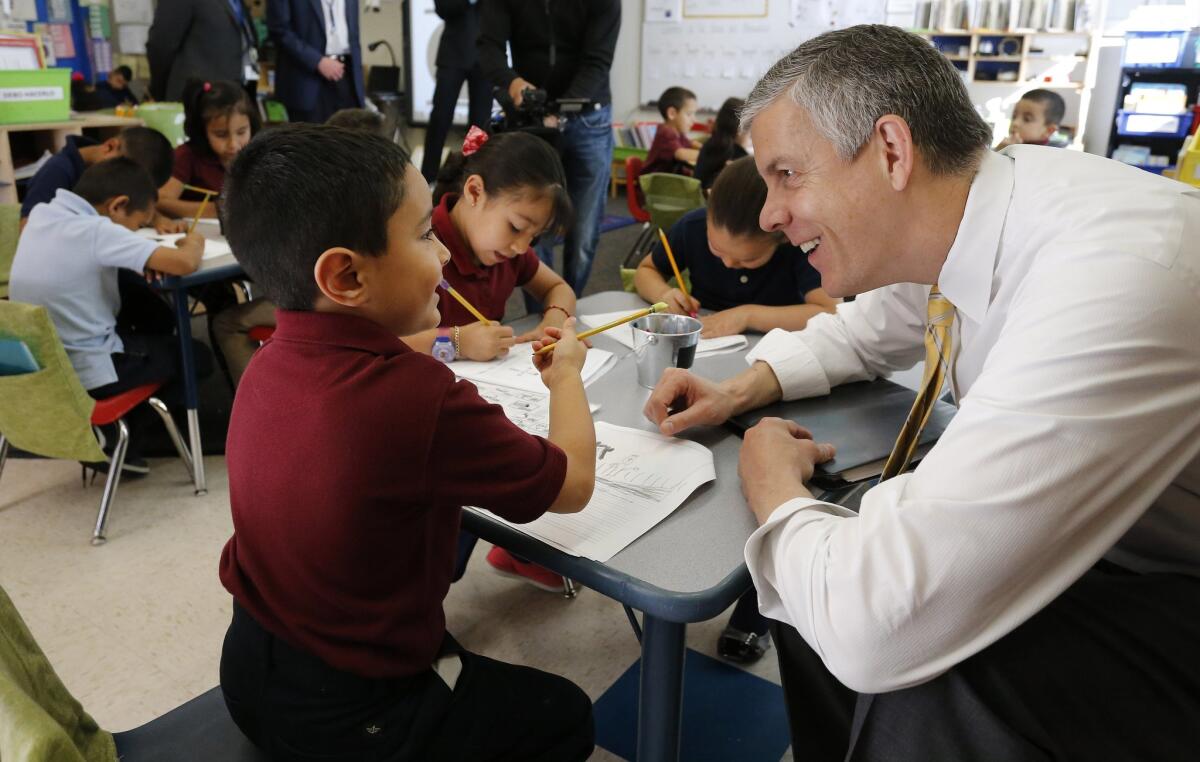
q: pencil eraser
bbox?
[650,302,668,312]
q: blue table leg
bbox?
[637,615,686,762]
[171,284,206,495]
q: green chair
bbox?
[134,103,186,147]
[0,203,21,299]
[639,171,705,234]
[0,301,196,544]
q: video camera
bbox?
[492,86,592,147]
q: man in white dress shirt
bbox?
[645,25,1200,760]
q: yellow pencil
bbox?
[657,228,695,317]
[535,302,669,355]
[182,184,220,197]
[187,193,213,235]
[439,279,491,324]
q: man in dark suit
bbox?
[267,0,365,123]
[147,0,259,102]
[420,0,493,183]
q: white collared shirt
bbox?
[322,0,352,56]
[742,146,1200,694]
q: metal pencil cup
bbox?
[631,314,702,389]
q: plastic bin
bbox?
[1116,110,1194,138]
[0,69,70,125]
[1122,30,1189,68]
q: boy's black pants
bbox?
[220,602,594,761]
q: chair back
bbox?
[135,103,186,147]
[624,156,651,223]
[639,172,705,233]
[0,301,104,462]
[0,203,20,299]
[0,582,118,761]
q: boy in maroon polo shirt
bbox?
[643,86,701,176]
[216,124,597,760]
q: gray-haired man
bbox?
[645,24,1200,759]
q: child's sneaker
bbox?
[486,546,564,593]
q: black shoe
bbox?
[717,626,771,664]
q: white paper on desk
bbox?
[483,422,715,561]
[581,311,748,357]
[472,381,601,439]
[453,343,614,395]
[135,230,233,261]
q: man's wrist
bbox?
[725,362,782,417]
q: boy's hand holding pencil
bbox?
[659,287,700,316]
[177,231,206,268]
[532,318,588,387]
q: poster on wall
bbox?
[47,0,74,24]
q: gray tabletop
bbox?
[496,291,763,599]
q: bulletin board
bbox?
[640,0,894,110]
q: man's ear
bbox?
[874,114,916,193]
[313,247,369,307]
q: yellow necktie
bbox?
[880,286,956,481]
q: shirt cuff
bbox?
[744,496,855,627]
[745,329,831,401]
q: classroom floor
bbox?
[0,199,802,760]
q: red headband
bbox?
[462,125,489,156]
[203,81,212,92]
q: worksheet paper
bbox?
[473,381,601,438]
[480,422,715,561]
[581,311,748,356]
[452,343,614,395]
[135,230,233,261]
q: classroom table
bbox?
[156,224,244,494]
[463,290,769,762]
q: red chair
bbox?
[623,156,655,269]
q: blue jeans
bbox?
[532,104,614,302]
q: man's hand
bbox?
[508,77,535,107]
[643,368,737,436]
[318,57,346,82]
[459,321,515,360]
[739,418,835,525]
[701,306,749,338]
[660,287,700,316]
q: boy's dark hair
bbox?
[657,86,697,119]
[223,124,412,311]
[704,97,745,160]
[1021,88,1066,126]
[73,157,158,212]
[182,79,261,157]
[432,130,572,237]
[113,65,133,81]
[117,126,175,187]
[708,155,775,240]
[326,108,386,134]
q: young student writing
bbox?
[157,79,259,220]
[693,97,749,192]
[642,86,699,176]
[8,159,208,472]
[93,65,140,108]
[634,155,837,339]
[218,124,596,759]
[996,88,1067,149]
[402,128,575,362]
[20,126,176,232]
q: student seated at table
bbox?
[217,124,596,760]
[642,86,700,176]
[326,106,388,134]
[401,128,575,361]
[693,97,749,192]
[92,65,141,109]
[634,155,838,339]
[20,125,177,233]
[157,79,259,221]
[8,159,210,474]
[996,88,1068,149]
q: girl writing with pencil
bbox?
[157,80,260,221]
[634,155,838,339]
[401,128,576,362]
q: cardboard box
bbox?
[0,69,71,125]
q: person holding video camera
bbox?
[478,0,621,298]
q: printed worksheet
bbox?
[136,230,233,261]
[452,343,614,395]
[481,422,715,561]
[581,311,748,356]
[473,381,601,438]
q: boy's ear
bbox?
[313,247,369,307]
[665,106,678,122]
[105,195,131,216]
[103,137,122,156]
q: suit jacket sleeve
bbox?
[434,0,472,20]
[477,0,517,90]
[562,0,619,101]
[146,0,195,101]
[267,0,325,72]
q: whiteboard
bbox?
[404,0,494,126]
[640,0,896,110]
